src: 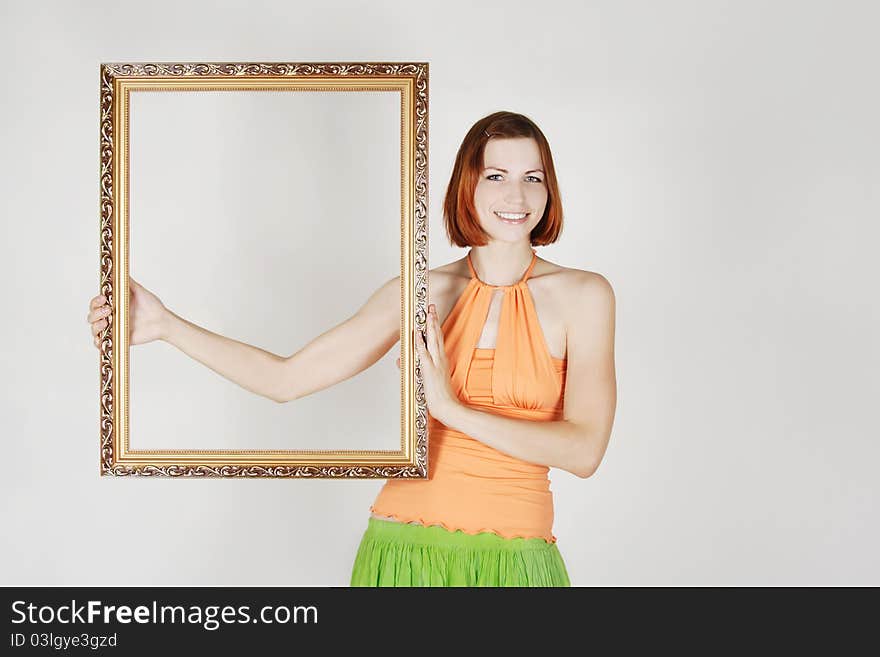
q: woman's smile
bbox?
[494,210,530,223]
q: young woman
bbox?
[86,111,617,587]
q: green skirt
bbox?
[350,517,571,587]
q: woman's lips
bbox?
[494,211,529,224]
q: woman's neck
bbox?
[468,243,535,287]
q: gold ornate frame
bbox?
[98,62,429,478]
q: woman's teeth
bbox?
[495,211,529,223]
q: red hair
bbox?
[443,111,563,247]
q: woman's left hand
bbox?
[413,303,460,424]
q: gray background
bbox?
[128,90,401,451]
[2,0,877,585]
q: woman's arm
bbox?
[161,310,287,402]
[272,276,402,402]
[162,275,401,404]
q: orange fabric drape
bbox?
[371,249,567,543]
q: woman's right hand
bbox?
[87,277,169,349]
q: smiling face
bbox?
[473,137,549,244]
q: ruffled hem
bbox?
[368,507,557,544]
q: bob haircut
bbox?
[443,111,564,248]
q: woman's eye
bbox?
[486,174,543,182]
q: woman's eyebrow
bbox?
[484,166,545,174]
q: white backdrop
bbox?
[127,90,401,451]
[1,0,877,585]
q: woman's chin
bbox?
[481,231,533,245]
[491,220,534,235]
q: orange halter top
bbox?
[370,247,567,543]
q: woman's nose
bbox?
[503,182,527,203]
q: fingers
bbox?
[427,304,442,361]
[92,322,106,348]
[412,325,426,363]
[424,308,436,362]
[90,315,108,333]
[87,304,112,324]
[89,295,111,349]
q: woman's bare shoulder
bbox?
[533,256,614,305]
[427,257,470,290]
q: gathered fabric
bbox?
[350,518,571,587]
[370,247,568,544]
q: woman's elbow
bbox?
[271,356,301,404]
[572,452,602,479]
[573,463,596,479]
